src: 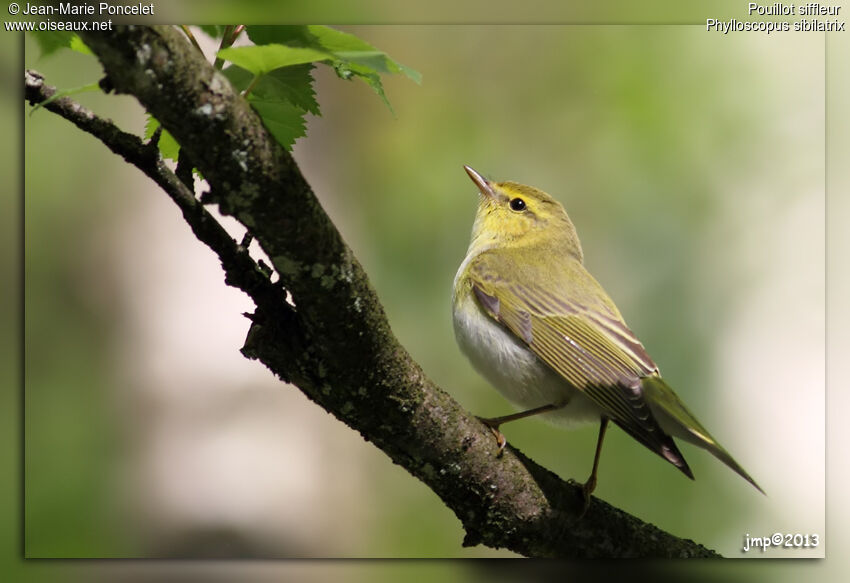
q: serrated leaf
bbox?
[248,25,374,54]
[222,65,310,150]
[334,50,398,75]
[30,31,74,58]
[69,35,93,56]
[395,62,422,85]
[346,63,393,114]
[245,25,317,48]
[217,44,331,76]
[259,65,320,116]
[221,65,253,92]
[144,116,181,161]
[223,64,320,116]
[244,25,420,113]
[247,96,307,151]
[299,27,420,82]
[246,25,421,84]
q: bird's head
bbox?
[463,165,583,261]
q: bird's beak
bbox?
[464,165,496,199]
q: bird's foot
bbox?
[476,416,507,457]
[578,475,597,519]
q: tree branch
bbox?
[25,25,719,558]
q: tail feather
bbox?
[610,417,694,480]
[641,376,765,495]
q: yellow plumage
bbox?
[453,166,763,497]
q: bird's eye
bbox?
[509,197,527,212]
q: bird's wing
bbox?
[468,253,693,477]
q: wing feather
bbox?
[468,253,692,476]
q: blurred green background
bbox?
[15,17,838,579]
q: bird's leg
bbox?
[580,417,610,515]
[477,403,562,457]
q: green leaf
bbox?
[69,35,93,56]
[221,65,253,91]
[222,64,313,149]
[217,44,331,76]
[246,96,307,151]
[334,50,398,75]
[223,64,320,116]
[301,26,421,83]
[30,31,74,58]
[29,31,98,60]
[144,116,181,162]
[343,62,393,113]
[244,25,420,113]
[225,26,420,137]
[248,25,374,54]
[394,62,422,85]
[245,25,320,48]
[247,25,421,84]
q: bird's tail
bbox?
[642,375,765,495]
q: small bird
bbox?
[452,165,763,505]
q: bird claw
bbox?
[577,476,596,519]
[476,416,507,457]
[494,431,507,458]
[582,476,597,498]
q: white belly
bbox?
[452,289,602,428]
